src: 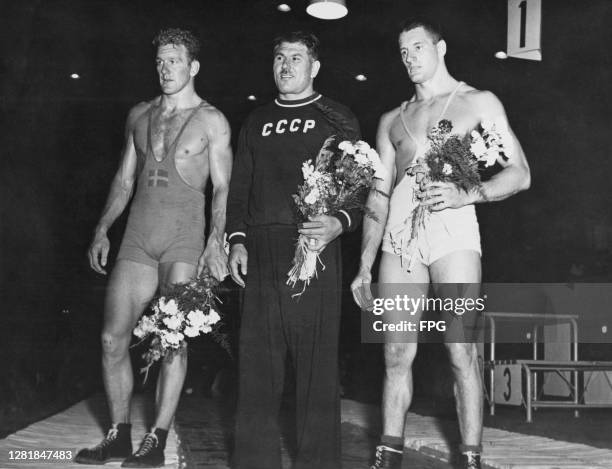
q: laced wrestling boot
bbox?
[121,428,167,468]
[74,423,132,464]
[369,445,403,469]
[460,451,482,469]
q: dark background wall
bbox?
[1,0,611,427]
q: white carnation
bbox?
[134,315,156,338]
[482,150,499,167]
[304,189,319,205]
[353,152,370,166]
[340,141,356,155]
[162,314,183,331]
[183,325,200,338]
[187,309,206,328]
[159,298,179,316]
[161,330,184,348]
[301,160,314,179]
[205,308,221,325]
[442,163,453,175]
[483,117,514,158]
[366,147,379,162]
[338,141,351,152]
[355,140,371,152]
[470,136,487,158]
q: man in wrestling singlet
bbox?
[77,28,232,468]
[351,20,530,469]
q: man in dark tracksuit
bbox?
[226,31,360,469]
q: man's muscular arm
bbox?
[471,91,531,201]
[197,109,233,281]
[350,110,396,309]
[424,91,530,211]
[88,103,146,275]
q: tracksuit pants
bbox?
[233,225,342,469]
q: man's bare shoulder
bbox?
[126,100,153,130]
[193,101,231,139]
[379,105,402,129]
[196,101,229,125]
[461,86,505,115]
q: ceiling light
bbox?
[494,51,508,60]
[306,0,347,20]
[355,74,367,81]
[247,95,257,101]
[70,73,80,79]
[277,3,291,12]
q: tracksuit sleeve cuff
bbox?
[228,231,247,246]
[332,210,352,233]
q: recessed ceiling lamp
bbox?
[247,95,257,101]
[306,0,347,20]
[70,73,80,79]
[355,74,367,81]
[277,3,291,12]
[494,51,508,60]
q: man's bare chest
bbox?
[134,109,206,160]
[391,104,479,151]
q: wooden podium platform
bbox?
[0,394,180,468]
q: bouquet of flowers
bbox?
[132,269,227,381]
[401,117,513,270]
[287,137,384,294]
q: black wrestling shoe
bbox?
[74,423,132,464]
[370,445,403,469]
[460,451,482,469]
[121,431,164,468]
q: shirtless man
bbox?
[351,20,530,469]
[76,28,232,468]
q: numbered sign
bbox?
[494,364,522,405]
[507,0,542,61]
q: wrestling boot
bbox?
[74,423,133,464]
[370,445,403,469]
[121,428,167,468]
[460,451,482,469]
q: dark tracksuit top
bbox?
[226,92,361,243]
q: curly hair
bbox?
[273,31,320,61]
[153,28,201,62]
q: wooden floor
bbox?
[0,394,180,469]
[342,400,612,469]
[2,395,612,469]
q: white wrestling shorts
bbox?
[381,174,481,271]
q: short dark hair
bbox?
[399,19,444,43]
[153,28,201,62]
[273,31,320,61]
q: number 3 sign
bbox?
[494,364,522,406]
[507,0,542,61]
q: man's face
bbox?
[273,41,320,98]
[398,27,442,84]
[156,44,197,95]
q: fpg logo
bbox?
[419,320,446,332]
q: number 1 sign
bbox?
[507,0,542,61]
